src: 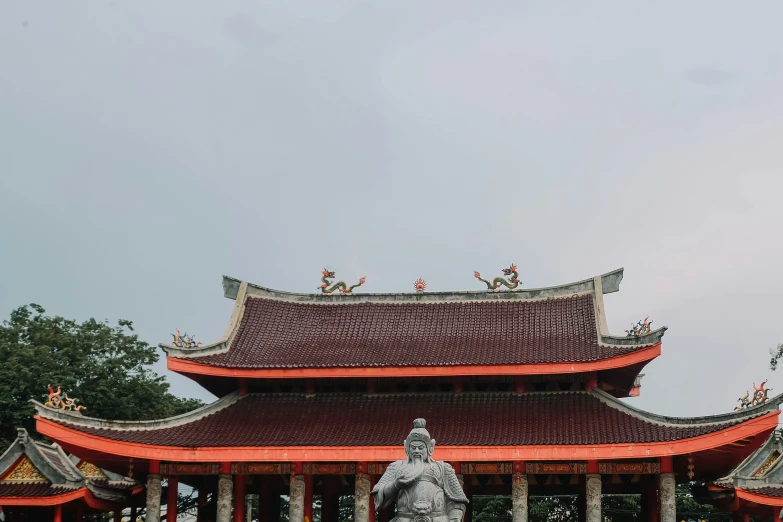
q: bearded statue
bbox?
[372,419,468,522]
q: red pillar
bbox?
[646,475,659,522]
[198,485,208,522]
[304,474,314,522]
[114,510,122,522]
[167,476,179,522]
[53,505,63,522]
[234,474,246,522]
[744,514,751,522]
[369,474,377,522]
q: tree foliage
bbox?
[0,304,203,447]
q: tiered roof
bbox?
[164,269,665,393]
[33,389,783,471]
[0,428,141,508]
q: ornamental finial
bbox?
[319,269,366,295]
[474,264,521,292]
[734,380,772,410]
[625,317,653,337]
[44,384,86,413]
[413,278,427,292]
[172,329,201,348]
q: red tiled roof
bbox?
[744,487,783,498]
[60,392,738,448]
[188,294,646,369]
[0,483,75,498]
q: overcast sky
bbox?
[1,1,782,418]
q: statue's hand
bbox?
[395,472,417,489]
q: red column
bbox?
[167,476,179,522]
[743,514,751,522]
[304,474,314,522]
[53,505,63,522]
[114,510,122,522]
[369,474,377,522]
[234,474,246,522]
[646,475,659,522]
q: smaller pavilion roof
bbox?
[0,428,140,507]
[162,268,666,385]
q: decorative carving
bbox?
[754,451,781,476]
[474,264,521,292]
[525,463,587,475]
[231,463,291,475]
[462,463,513,475]
[161,463,221,475]
[44,385,86,413]
[320,269,366,295]
[735,380,772,410]
[372,419,469,522]
[597,462,660,475]
[3,457,47,482]
[625,317,653,337]
[414,278,427,292]
[302,463,356,475]
[171,329,201,348]
[368,463,388,475]
[78,461,108,480]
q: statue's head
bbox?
[404,418,435,462]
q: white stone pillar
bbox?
[659,473,675,522]
[290,474,305,522]
[145,474,162,522]
[585,474,601,522]
[512,473,528,522]
[217,474,234,522]
[354,473,371,522]
[246,494,253,522]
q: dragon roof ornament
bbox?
[44,385,86,414]
[474,264,521,292]
[319,269,366,296]
[735,380,773,411]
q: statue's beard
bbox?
[403,454,428,481]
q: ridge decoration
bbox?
[734,380,772,410]
[319,269,366,295]
[625,317,653,337]
[413,278,427,292]
[473,264,521,292]
[44,384,87,413]
[172,329,201,348]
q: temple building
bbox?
[27,268,783,522]
[0,428,143,521]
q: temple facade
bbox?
[26,268,783,522]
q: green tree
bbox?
[0,304,203,447]
[769,343,783,370]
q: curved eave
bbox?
[736,488,783,507]
[0,487,85,506]
[34,410,780,463]
[160,268,633,361]
[166,343,662,379]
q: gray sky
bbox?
[1,1,782,417]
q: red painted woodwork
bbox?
[36,410,779,462]
[304,474,314,522]
[149,460,160,474]
[234,474,246,522]
[370,474,377,522]
[167,477,178,522]
[54,505,62,522]
[735,489,783,507]
[294,462,303,474]
[221,462,231,474]
[585,372,598,391]
[168,344,661,379]
[660,456,673,473]
[587,460,598,474]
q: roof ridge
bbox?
[31,391,243,432]
[591,389,783,427]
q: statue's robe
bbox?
[372,460,468,522]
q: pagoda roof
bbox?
[0,428,141,507]
[163,268,666,382]
[33,389,781,469]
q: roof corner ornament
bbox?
[172,329,201,348]
[413,278,427,292]
[45,384,87,414]
[474,264,521,292]
[625,317,653,337]
[734,380,772,410]
[320,269,366,295]
[372,419,469,522]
